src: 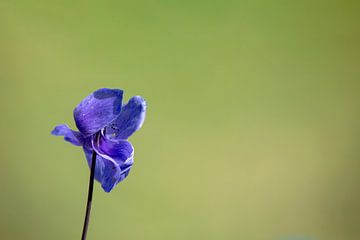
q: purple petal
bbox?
[73,88,123,136]
[92,132,134,164]
[51,124,84,146]
[104,96,146,140]
[83,145,133,192]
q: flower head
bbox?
[52,88,146,192]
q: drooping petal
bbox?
[73,88,123,136]
[104,96,146,140]
[83,148,134,192]
[83,135,134,192]
[51,124,84,146]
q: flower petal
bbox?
[104,96,146,140]
[51,124,84,146]
[73,88,123,136]
[92,132,134,164]
[83,146,133,192]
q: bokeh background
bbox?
[1,1,359,240]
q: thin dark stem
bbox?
[81,150,97,240]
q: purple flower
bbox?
[52,88,146,192]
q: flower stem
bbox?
[81,150,97,240]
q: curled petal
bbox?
[51,124,84,146]
[92,132,134,164]
[73,88,123,136]
[115,156,133,184]
[104,96,146,140]
[83,146,133,192]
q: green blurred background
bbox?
[0,1,359,239]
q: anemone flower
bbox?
[52,88,146,240]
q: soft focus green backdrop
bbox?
[1,1,359,240]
